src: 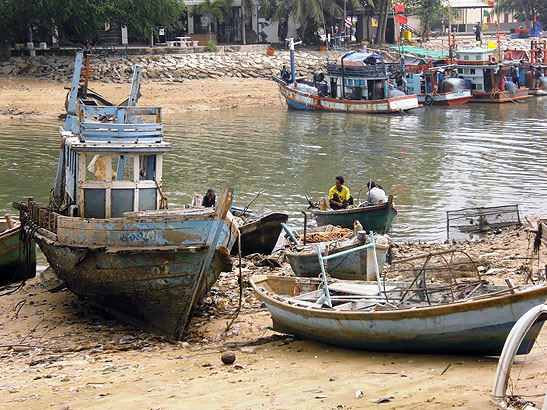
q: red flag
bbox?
[394,3,405,12]
[395,14,408,24]
[488,0,494,6]
[534,14,537,22]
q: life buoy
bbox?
[424,94,434,105]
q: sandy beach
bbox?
[1,222,545,410]
[0,77,282,120]
[1,67,546,409]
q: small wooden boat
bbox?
[311,195,397,232]
[277,40,420,114]
[231,212,288,256]
[0,214,36,284]
[250,275,547,355]
[285,233,389,280]
[13,53,238,339]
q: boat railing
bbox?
[327,61,405,78]
[315,231,385,307]
[327,64,389,77]
[13,199,59,235]
[78,106,163,143]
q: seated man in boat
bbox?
[202,189,216,207]
[329,176,353,210]
[365,181,388,205]
[280,65,291,83]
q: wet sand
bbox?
[1,223,545,409]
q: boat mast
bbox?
[287,38,302,84]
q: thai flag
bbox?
[345,18,352,29]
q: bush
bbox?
[205,41,218,52]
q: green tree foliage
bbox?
[0,0,185,45]
[406,0,450,41]
[493,0,541,29]
[196,0,231,42]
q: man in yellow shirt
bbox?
[328,176,353,209]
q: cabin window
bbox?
[86,154,113,181]
[111,189,135,217]
[476,55,481,61]
[464,68,469,75]
[113,155,134,181]
[139,188,157,211]
[458,68,463,74]
[476,84,482,90]
[470,68,476,74]
[83,188,106,218]
[464,55,470,61]
[139,155,156,181]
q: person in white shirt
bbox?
[365,181,388,205]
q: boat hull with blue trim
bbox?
[250,275,547,355]
[279,83,420,113]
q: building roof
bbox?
[445,0,490,8]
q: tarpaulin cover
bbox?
[442,78,466,92]
[337,52,384,67]
[504,49,527,61]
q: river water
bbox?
[1,99,546,242]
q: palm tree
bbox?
[273,0,347,41]
[493,0,536,29]
[196,0,231,42]
[241,0,255,45]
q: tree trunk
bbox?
[375,0,388,45]
[208,17,212,42]
[241,4,247,45]
[524,3,531,29]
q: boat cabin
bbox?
[453,47,502,93]
[53,53,172,219]
[324,52,403,101]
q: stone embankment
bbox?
[0,50,329,83]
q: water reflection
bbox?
[1,98,545,242]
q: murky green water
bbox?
[1,99,546,242]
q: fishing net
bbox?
[446,204,521,241]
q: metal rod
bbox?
[316,245,332,307]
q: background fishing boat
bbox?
[276,39,419,114]
[0,214,36,285]
[311,195,397,232]
[403,54,472,106]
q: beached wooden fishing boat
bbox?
[276,39,419,114]
[13,53,238,339]
[0,214,36,284]
[251,275,547,355]
[285,232,389,280]
[231,212,288,256]
[311,195,397,232]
